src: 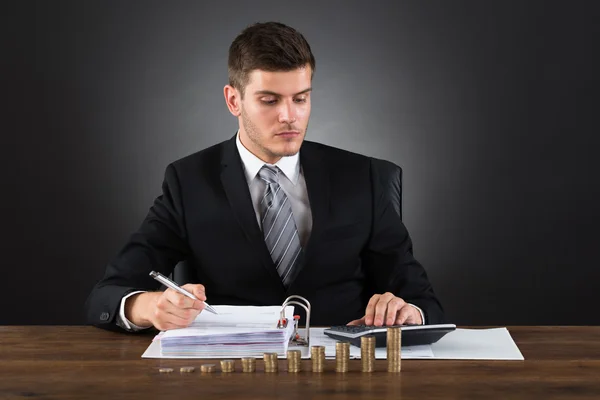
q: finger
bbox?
[171,304,201,323]
[157,292,200,320]
[347,317,366,326]
[155,298,201,325]
[182,283,207,302]
[373,292,395,326]
[165,307,200,327]
[164,288,197,309]
[385,297,406,326]
[181,284,207,309]
[394,305,418,325]
[151,306,188,330]
[364,295,381,325]
[162,313,189,329]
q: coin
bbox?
[335,341,350,373]
[241,357,256,373]
[220,359,235,373]
[287,349,302,372]
[264,352,279,372]
[158,367,174,373]
[361,335,376,372]
[200,364,216,373]
[180,366,195,373]
[311,345,325,372]
[387,327,402,372]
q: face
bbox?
[224,66,312,164]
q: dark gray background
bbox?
[2,1,599,325]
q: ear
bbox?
[223,85,242,117]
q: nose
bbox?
[278,100,297,124]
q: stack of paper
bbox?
[158,305,295,358]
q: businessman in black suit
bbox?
[85,22,444,332]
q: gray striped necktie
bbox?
[258,165,302,287]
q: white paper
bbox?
[142,339,164,358]
[162,305,293,336]
[431,328,524,360]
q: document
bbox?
[143,305,294,359]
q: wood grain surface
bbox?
[1,326,599,399]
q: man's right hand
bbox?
[125,284,207,331]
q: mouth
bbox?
[276,131,301,138]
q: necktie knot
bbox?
[258,165,279,185]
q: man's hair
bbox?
[228,22,315,98]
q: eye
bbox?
[294,97,307,103]
[261,98,277,105]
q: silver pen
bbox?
[149,271,218,315]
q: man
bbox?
[85,22,444,332]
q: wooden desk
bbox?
[1,326,599,399]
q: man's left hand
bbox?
[347,292,422,326]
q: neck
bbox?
[238,131,281,164]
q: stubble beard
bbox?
[240,106,307,161]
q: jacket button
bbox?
[100,312,110,321]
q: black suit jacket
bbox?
[85,136,444,331]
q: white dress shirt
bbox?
[235,133,312,247]
[116,133,424,331]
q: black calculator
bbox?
[323,324,456,347]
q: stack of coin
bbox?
[158,367,174,373]
[180,366,195,373]
[263,352,279,373]
[387,327,402,372]
[241,357,256,373]
[335,341,350,373]
[361,335,376,372]
[200,364,216,373]
[287,349,302,372]
[220,359,235,373]
[311,345,326,372]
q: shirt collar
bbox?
[236,132,300,185]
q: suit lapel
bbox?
[219,136,285,290]
[285,143,330,291]
[300,143,330,257]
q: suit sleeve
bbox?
[84,163,191,332]
[361,160,445,324]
